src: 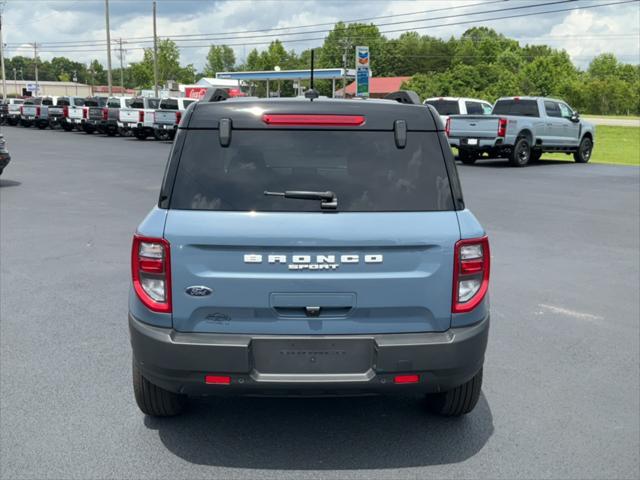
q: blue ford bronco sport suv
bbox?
[129,90,490,417]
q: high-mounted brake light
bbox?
[205,375,231,385]
[138,110,144,123]
[452,236,490,313]
[102,107,109,120]
[262,114,365,127]
[131,235,171,313]
[445,117,451,137]
[394,374,420,384]
[497,118,507,137]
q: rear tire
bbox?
[37,123,47,130]
[154,129,170,141]
[62,123,73,132]
[132,361,186,417]
[574,136,593,163]
[459,149,477,165]
[134,130,148,140]
[509,137,531,167]
[425,368,483,417]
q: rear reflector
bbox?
[394,374,420,384]
[205,375,231,385]
[262,114,365,127]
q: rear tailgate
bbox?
[154,110,177,125]
[48,106,64,118]
[449,115,499,140]
[22,105,39,118]
[119,108,139,123]
[88,106,104,121]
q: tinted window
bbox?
[160,98,179,110]
[492,99,539,117]
[107,98,121,108]
[465,101,485,115]
[170,130,454,212]
[125,99,134,108]
[130,99,144,109]
[83,98,101,107]
[544,101,561,117]
[183,99,195,108]
[42,98,54,106]
[425,100,460,115]
[56,98,70,106]
[13,99,25,105]
[481,103,493,114]
[74,98,85,106]
[147,98,160,109]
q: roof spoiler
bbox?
[384,90,421,105]
[201,88,230,103]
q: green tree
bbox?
[204,45,236,76]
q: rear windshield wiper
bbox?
[264,190,338,210]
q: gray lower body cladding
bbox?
[129,313,489,396]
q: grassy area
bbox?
[582,114,640,121]
[541,126,639,166]
[451,126,639,166]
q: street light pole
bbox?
[104,0,113,96]
[152,0,158,97]
[33,43,39,95]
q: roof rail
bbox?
[384,90,421,105]
[201,88,230,103]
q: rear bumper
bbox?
[129,313,489,396]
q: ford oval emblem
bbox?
[185,286,213,297]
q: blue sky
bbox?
[2,0,639,71]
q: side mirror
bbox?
[570,112,580,123]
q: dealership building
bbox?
[4,80,92,98]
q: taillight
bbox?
[131,235,171,313]
[262,114,365,126]
[63,106,69,118]
[138,110,144,123]
[445,117,451,137]
[102,107,108,120]
[497,118,507,137]
[452,236,490,313]
[35,106,41,117]
[82,107,88,119]
[176,111,182,125]
[19,105,23,115]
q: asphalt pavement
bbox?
[1,126,639,480]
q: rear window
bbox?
[183,100,195,108]
[492,99,539,117]
[42,98,54,106]
[83,98,102,107]
[130,99,144,109]
[465,101,486,115]
[160,98,178,110]
[147,98,160,109]
[56,98,70,106]
[425,100,460,115]
[169,130,454,212]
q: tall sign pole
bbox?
[0,13,7,100]
[355,46,370,98]
[104,0,113,96]
[152,0,158,97]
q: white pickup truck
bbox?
[118,97,160,140]
[424,97,493,126]
[152,97,197,140]
[3,99,25,126]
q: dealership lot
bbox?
[1,127,638,479]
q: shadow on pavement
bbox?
[0,179,21,188]
[145,393,493,470]
[458,158,573,168]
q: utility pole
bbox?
[104,0,113,96]
[340,39,350,98]
[118,38,124,91]
[0,12,6,100]
[33,43,39,95]
[12,67,16,96]
[152,0,158,97]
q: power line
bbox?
[12,0,580,48]
[9,0,637,54]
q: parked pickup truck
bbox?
[446,96,595,166]
[152,97,196,140]
[80,97,108,134]
[20,98,46,128]
[51,97,91,131]
[118,97,159,139]
[102,96,132,136]
[424,97,493,126]
[23,97,60,129]
[2,98,25,126]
